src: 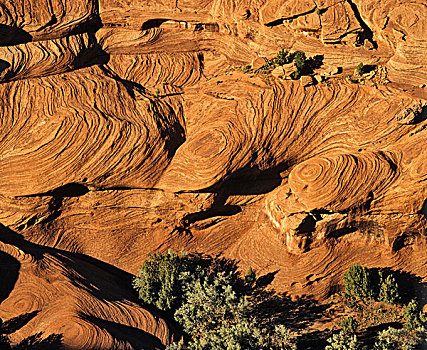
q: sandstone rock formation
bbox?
[0,0,426,348]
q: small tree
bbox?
[402,300,425,330]
[293,51,307,70]
[245,266,256,286]
[133,250,184,311]
[378,273,399,304]
[343,263,374,300]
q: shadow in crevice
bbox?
[141,19,169,31]
[0,252,19,304]
[0,25,32,46]
[82,315,165,350]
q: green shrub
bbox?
[374,327,419,350]
[378,273,399,304]
[293,51,307,70]
[172,271,296,350]
[245,266,256,286]
[341,316,358,335]
[343,263,374,300]
[274,49,291,66]
[133,250,185,311]
[402,300,425,330]
[356,63,364,76]
[325,331,360,350]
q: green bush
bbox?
[133,250,185,311]
[173,271,296,350]
[245,266,256,286]
[293,51,307,70]
[356,63,364,76]
[402,300,425,330]
[274,49,291,66]
[341,316,358,335]
[325,331,360,350]
[373,327,419,350]
[378,273,399,304]
[343,263,374,300]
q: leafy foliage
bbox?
[402,299,425,330]
[136,251,296,349]
[274,49,292,66]
[343,263,374,300]
[293,51,307,70]
[245,266,256,286]
[378,273,399,304]
[133,250,186,311]
[340,316,358,335]
[325,331,360,350]
[356,63,364,75]
[373,327,420,350]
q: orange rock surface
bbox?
[0,0,426,348]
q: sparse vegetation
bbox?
[378,272,399,304]
[325,331,360,350]
[356,63,365,76]
[343,263,374,300]
[374,327,420,350]
[340,316,358,335]
[135,251,297,350]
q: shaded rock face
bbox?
[0,0,426,348]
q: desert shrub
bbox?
[274,49,292,66]
[341,316,358,335]
[325,331,360,350]
[133,250,190,311]
[378,273,399,304]
[402,300,425,330]
[245,266,256,286]
[343,263,374,300]
[173,271,296,350]
[373,327,420,350]
[293,51,307,70]
[356,63,364,75]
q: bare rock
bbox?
[251,57,267,70]
[300,75,313,86]
[271,66,285,79]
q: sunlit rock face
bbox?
[0,0,426,347]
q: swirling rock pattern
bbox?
[0,0,426,347]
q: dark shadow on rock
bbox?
[1,311,39,334]
[0,60,10,74]
[0,251,19,304]
[74,33,110,69]
[369,267,427,305]
[141,19,169,30]
[0,25,32,46]
[414,106,427,124]
[82,315,165,350]
[13,332,63,350]
[251,291,331,331]
[296,329,331,350]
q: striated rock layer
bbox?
[0,0,426,348]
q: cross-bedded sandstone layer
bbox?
[0,0,426,348]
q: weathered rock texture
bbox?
[0,0,426,348]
